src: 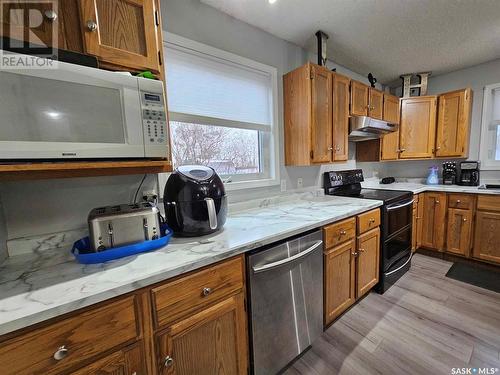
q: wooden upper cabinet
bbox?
[383,94,401,124]
[79,0,160,72]
[156,293,248,375]
[446,208,472,257]
[284,63,333,166]
[399,96,437,159]
[435,88,472,158]
[310,64,333,163]
[368,88,384,119]
[350,80,369,116]
[421,192,447,251]
[356,227,380,298]
[332,73,350,161]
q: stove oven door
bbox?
[382,226,412,272]
[383,198,414,238]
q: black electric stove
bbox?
[324,169,414,293]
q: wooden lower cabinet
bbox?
[473,211,500,264]
[446,208,473,256]
[156,293,248,375]
[71,344,145,375]
[356,227,380,298]
[421,192,447,251]
[324,240,356,324]
[324,210,381,325]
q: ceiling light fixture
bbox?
[268,0,277,4]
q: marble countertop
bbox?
[361,180,500,195]
[0,192,382,336]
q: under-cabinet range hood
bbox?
[348,116,398,142]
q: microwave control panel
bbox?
[141,91,168,146]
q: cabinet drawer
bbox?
[477,195,500,212]
[357,209,381,234]
[448,194,474,210]
[0,296,139,375]
[324,217,356,248]
[152,256,244,328]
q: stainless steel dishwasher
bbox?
[247,230,323,375]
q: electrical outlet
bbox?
[142,189,158,202]
[280,179,286,192]
[297,178,303,189]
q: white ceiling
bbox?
[200,0,500,84]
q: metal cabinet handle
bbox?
[44,10,57,21]
[340,230,347,235]
[336,146,341,151]
[164,356,174,368]
[436,200,440,204]
[53,345,69,361]
[463,218,467,222]
[456,199,461,203]
[369,218,375,223]
[87,20,98,32]
[359,248,365,253]
[328,147,333,151]
[202,287,212,297]
[351,252,359,257]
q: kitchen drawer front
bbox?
[152,256,245,328]
[324,217,356,249]
[448,194,474,210]
[477,195,500,212]
[357,209,381,234]
[0,296,139,375]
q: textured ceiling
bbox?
[200,0,500,84]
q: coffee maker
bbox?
[458,161,480,186]
[442,161,457,185]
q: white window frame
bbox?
[163,32,280,190]
[479,83,500,170]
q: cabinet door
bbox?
[79,0,160,72]
[350,81,369,117]
[399,96,437,159]
[473,211,500,264]
[435,89,472,157]
[324,240,356,325]
[368,88,384,119]
[383,94,401,124]
[310,64,333,163]
[421,192,447,251]
[446,208,472,256]
[72,344,145,375]
[332,73,350,161]
[157,293,248,375]
[356,227,380,298]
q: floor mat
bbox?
[445,262,500,293]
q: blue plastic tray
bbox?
[72,224,173,264]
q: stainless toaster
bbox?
[88,203,161,251]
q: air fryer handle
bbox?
[204,198,218,230]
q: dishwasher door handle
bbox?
[252,240,323,274]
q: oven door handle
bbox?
[252,240,323,274]
[385,253,413,276]
[386,199,414,211]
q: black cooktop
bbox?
[331,188,412,205]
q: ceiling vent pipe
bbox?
[315,30,329,66]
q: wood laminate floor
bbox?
[285,253,500,375]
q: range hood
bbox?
[348,116,398,142]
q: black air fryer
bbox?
[163,165,227,237]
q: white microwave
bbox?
[0,53,169,160]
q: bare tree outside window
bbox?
[170,121,260,175]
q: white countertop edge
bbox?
[0,198,382,336]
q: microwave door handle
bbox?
[387,199,414,211]
[205,198,217,230]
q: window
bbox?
[164,33,279,189]
[480,83,500,169]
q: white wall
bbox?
[161,0,375,202]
